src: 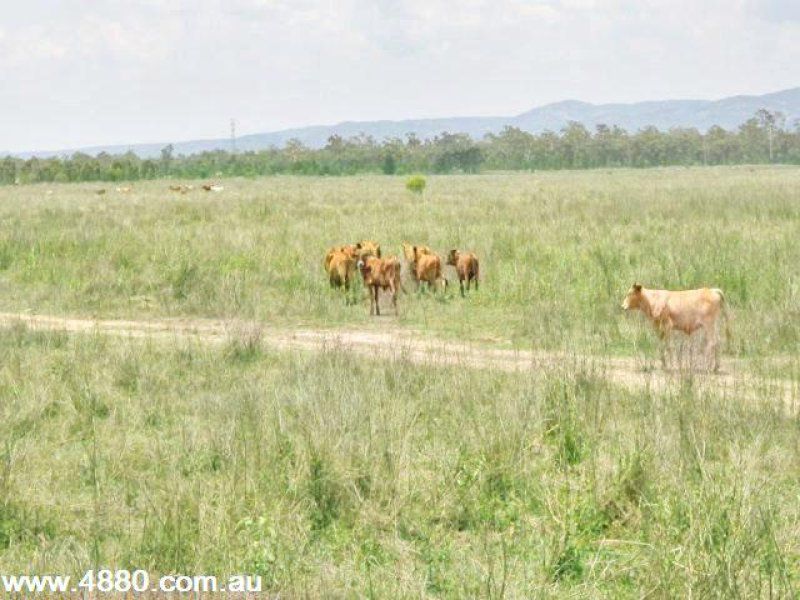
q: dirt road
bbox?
[1,311,796,410]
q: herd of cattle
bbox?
[91,184,225,196]
[323,240,479,315]
[74,185,728,370]
[325,241,728,371]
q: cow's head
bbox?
[446,249,459,266]
[621,283,643,310]
[357,257,373,279]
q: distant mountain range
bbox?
[10,87,800,159]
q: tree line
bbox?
[3,110,799,184]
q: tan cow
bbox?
[411,246,446,292]
[446,249,479,296]
[621,284,727,371]
[357,255,401,316]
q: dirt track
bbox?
[1,311,797,410]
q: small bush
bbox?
[405,175,426,194]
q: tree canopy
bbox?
[4,111,798,185]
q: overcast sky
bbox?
[2,0,798,151]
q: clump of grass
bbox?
[224,323,264,363]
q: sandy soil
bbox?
[1,311,796,411]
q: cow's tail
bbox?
[713,288,733,345]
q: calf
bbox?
[326,250,356,301]
[402,242,431,263]
[324,244,358,274]
[621,284,727,371]
[358,256,401,316]
[446,249,479,296]
[411,247,445,292]
[356,240,381,259]
[402,242,432,283]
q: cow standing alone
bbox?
[621,284,727,371]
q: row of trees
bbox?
[3,111,799,185]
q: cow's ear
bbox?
[356,242,362,249]
[633,283,642,292]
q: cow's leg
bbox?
[391,287,398,315]
[658,328,670,371]
[374,287,380,316]
[473,275,478,291]
[705,323,719,372]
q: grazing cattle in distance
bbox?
[447,249,479,296]
[116,186,132,193]
[621,283,727,371]
[412,246,446,292]
[202,184,224,192]
[358,256,401,316]
[169,184,191,194]
[95,189,106,195]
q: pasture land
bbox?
[0,167,799,596]
[1,166,798,356]
[0,324,798,596]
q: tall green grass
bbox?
[0,326,797,596]
[0,166,798,355]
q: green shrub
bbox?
[405,175,426,194]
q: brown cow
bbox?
[447,249,479,297]
[411,246,446,292]
[402,242,431,263]
[402,242,432,283]
[326,250,357,302]
[324,244,358,273]
[357,256,401,316]
[621,283,727,371]
[356,240,381,259]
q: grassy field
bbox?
[1,166,798,355]
[1,325,798,596]
[1,167,799,596]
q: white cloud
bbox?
[1,0,798,150]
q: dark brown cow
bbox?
[446,249,479,296]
